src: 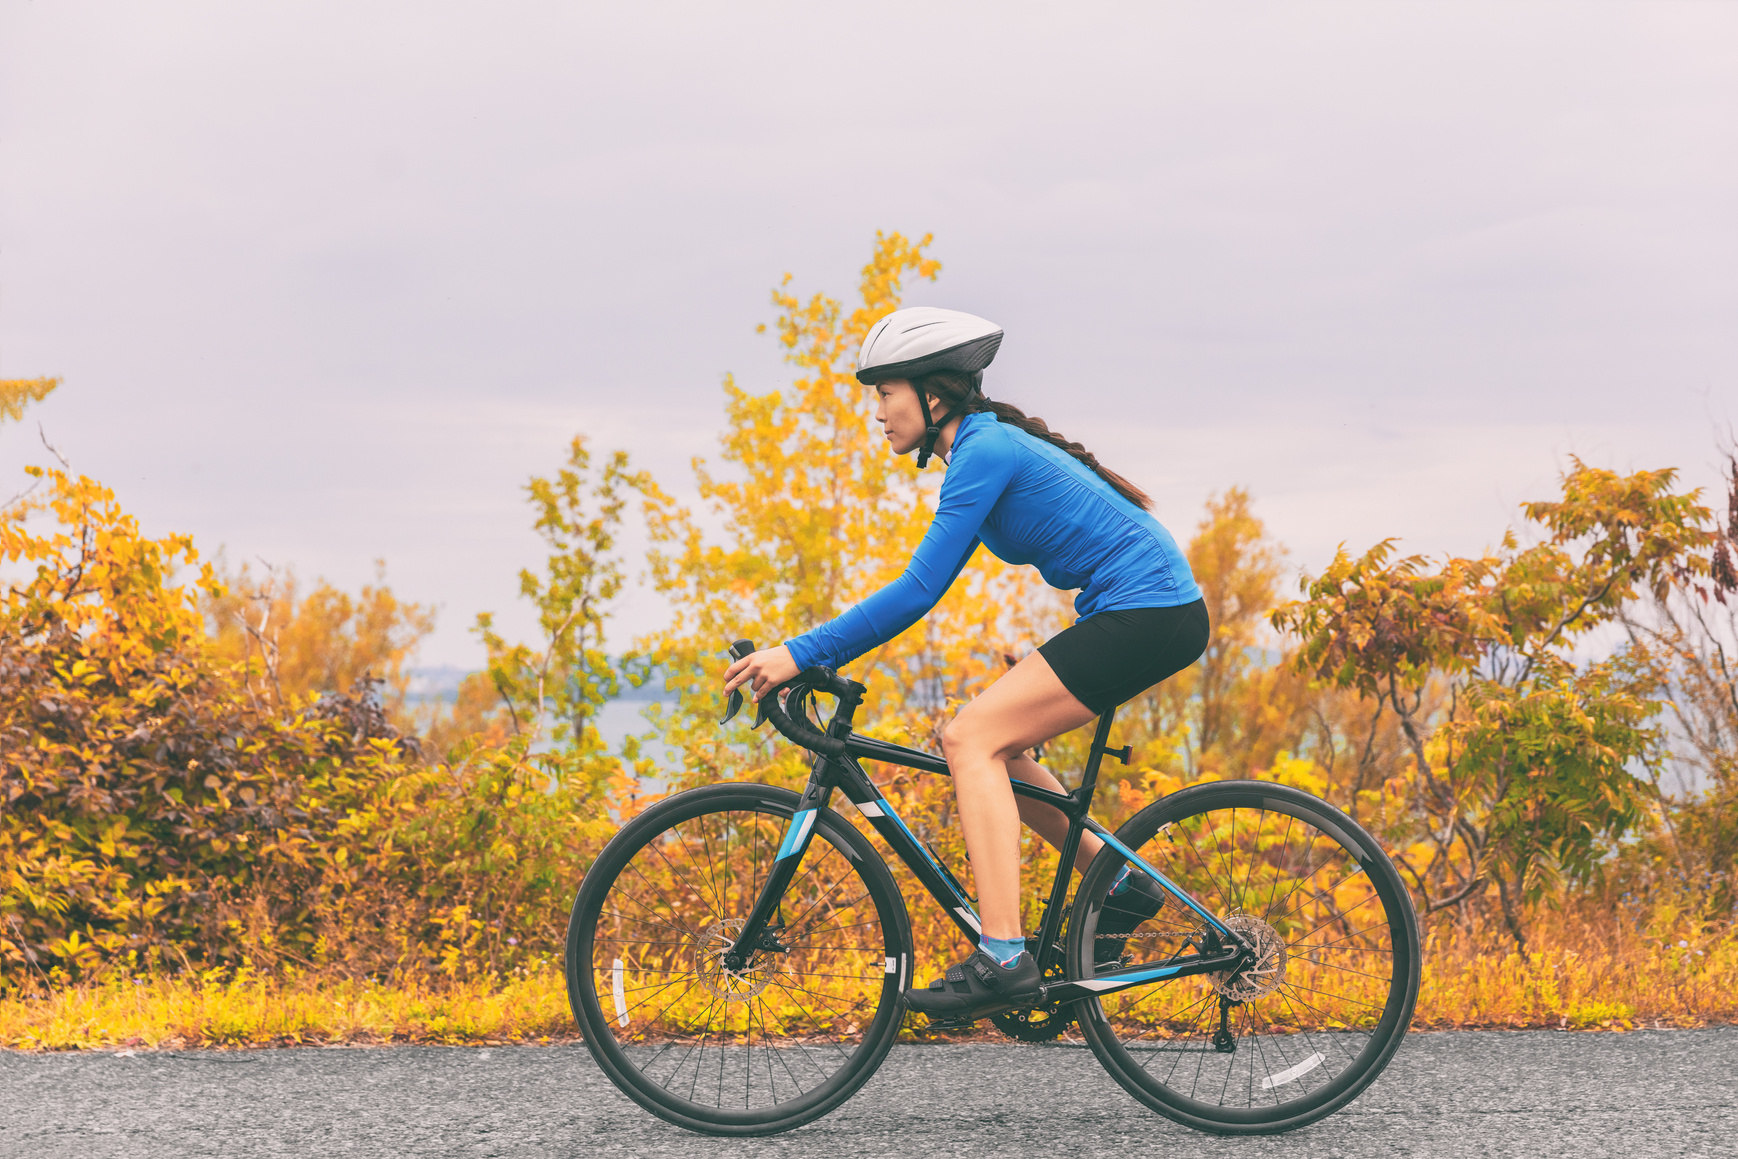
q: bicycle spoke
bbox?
[1261,813,1297,919]
[637,839,716,931]
[1281,977,1388,1014]
[1175,820,1235,918]
[694,818,730,918]
[596,904,696,939]
[1287,891,1382,947]
[1294,956,1393,986]
[765,978,857,1068]
[1262,833,1354,925]
[1299,926,1396,952]
[1237,807,1267,915]
[1277,985,1354,1074]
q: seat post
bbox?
[1074,707,1120,805]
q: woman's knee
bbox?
[941,711,1013,764]
[939,715,967,760]
[939,713,979,761]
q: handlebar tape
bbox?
[761,666,865,759]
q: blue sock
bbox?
[1109,865,1134,896]
[979,934,1025,967]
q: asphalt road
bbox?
[5,1029,1735,1158]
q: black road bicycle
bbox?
[565,643,1421,1137]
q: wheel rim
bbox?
[1084,792,1414,1121]
[581,802,899,1117]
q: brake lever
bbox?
[720,638,755,725]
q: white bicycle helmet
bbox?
[856,307,1003,466]
[855,306,1003,386]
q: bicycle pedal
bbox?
[921,1016,978,1032]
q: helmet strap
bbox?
[914,381,984,468]
[915,389,943,469]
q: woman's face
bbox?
[873,379,937,456]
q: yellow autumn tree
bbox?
[203,561,436,714]
[466,435,661,796]
[0,377,59,426]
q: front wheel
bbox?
[566,782,912,1136]
[1068,780,1421,1135]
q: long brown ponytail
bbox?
[912,372,1153,511]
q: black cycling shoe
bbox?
[905,949,1043,1023]
[1094,873,1168,969]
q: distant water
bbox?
[593,697,667,751]
[403,666,677,776]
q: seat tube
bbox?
[1035,805,1085,961]
[1034,710,1118,963]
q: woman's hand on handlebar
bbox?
[723,645,799,703]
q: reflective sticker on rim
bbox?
[1261,1051,1325,1090]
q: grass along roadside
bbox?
[0,969,577,1051]
[1408,917,1738,1031]
[4,919,1733,1050]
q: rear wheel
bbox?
[567,783,911,1136]
[1069,781,1420,1134]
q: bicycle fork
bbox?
[720,771,834,973]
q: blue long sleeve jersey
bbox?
[784,412,1203,672]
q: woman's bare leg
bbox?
[1006,753,1106,877]
[940,651,1096,941]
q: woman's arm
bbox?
[784,430,1016,671]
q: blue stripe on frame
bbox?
[1095,830,1229,933]
[776,809,816,860]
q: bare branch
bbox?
[36,421,70,470]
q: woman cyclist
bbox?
[723,306,1209,1023]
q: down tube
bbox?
[836,758,983,942]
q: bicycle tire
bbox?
[1068,780,1420,1134]
[566,782,912,1136]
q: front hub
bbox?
[696,918,781,1001]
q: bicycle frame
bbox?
[722,685,1255,1007]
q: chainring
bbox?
[989,1000,1074,1042]
[989,947,1073,1042]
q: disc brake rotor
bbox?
[1208,913,1288,1002]
[694,917,780,1001]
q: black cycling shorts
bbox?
[1037,600,1209,713]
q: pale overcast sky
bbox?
[2,1,1734,666]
